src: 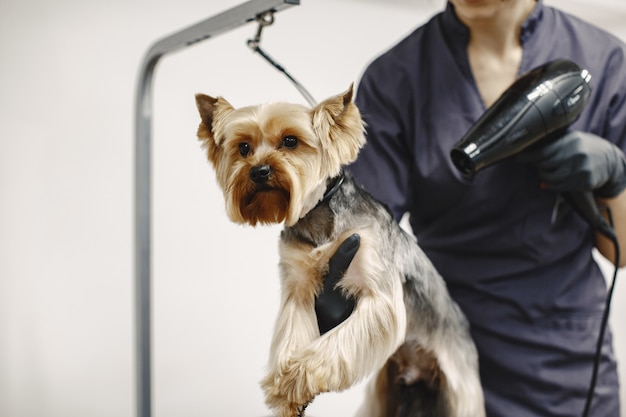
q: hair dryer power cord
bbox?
[582,206,620,417]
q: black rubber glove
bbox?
[315,234,360,335]
[517,131,626,198]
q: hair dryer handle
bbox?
[563,191,616,240]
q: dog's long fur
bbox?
[195,85,485,417]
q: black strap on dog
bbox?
[318,170,345,206]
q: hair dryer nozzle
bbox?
[450,144,479,176]
[450,59,592,176]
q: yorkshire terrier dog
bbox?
[194,85,485,417]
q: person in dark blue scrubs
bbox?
[348,0,626,415]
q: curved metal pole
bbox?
[133,2,299,417]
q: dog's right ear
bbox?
[195,93,218,129]
[195,94,226,165]
[194,94,235,161]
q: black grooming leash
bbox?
[247,11,317,107]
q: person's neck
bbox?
[463,0,536,56]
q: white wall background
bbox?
[1,0,625,416]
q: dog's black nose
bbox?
[250,164,271,183]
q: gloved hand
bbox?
[516,131,626,198]
[315,233,360,335]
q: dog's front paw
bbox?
[261,371,301,417]
[261,361,320,417]
[264,400,305,417]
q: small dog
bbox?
[194,85,485,417]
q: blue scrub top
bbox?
[349,1,626,416]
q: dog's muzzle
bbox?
[250,164,271,184]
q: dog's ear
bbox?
[195,94,235,136]
[195,93,218,129]
[312,84,366,169]
[195,94,235,164]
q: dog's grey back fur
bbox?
[281,172,471,342]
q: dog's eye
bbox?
[281,135,298,149]
[238,142,251,157]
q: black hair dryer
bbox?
[450,59,614,238]
[451,59,591,174]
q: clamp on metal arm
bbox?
[247,11,275,49]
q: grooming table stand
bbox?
[134,2,299,416]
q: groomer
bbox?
[348,0,626,415]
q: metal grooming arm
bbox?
[134,2,299,417]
